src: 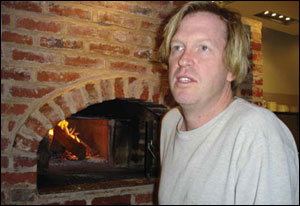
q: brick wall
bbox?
[1,1,175,204]
[1,1,262,205]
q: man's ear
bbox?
[226,72,236,82]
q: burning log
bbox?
[54,125,86,160]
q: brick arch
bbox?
[13,76,171,153]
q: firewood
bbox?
[54,125,86,160]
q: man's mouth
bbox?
[176,76,196,84]
[178,77,192,83]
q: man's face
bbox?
[168,12,234,108]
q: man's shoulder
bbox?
[231,98,291,136]
[232,98,277,122]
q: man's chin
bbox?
[174,96,198,106]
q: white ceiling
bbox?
[224,1,299,35]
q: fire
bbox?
[48,119,97,161]
[49,128,54,136]
[57,120,81,143]
[48,128,54,146]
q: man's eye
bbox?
[172,45,183,51]
[201,45,209,51]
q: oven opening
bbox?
[37,99,167,193]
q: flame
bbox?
[49,128,54,136]
[57,120,81,143]
[48,119,99,161]
[48,128,54,146]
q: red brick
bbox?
[14,156,36,168]
[79,1,110,8]
[25,116,48,138]
[64,200,87,205]
[2,14,10,25]
[1,156,9,169]
[129,77,137,84]
[1,31,33,45]
[37,71,80,83]
[110,62,146,73]
[1,103,28,115]
[10,86,55,98]
[114,3,132,14]
[251,42,262,51]
[115,3,153,16]
[157,9,174,20]
[70,89,86,111]
[141,20,159,32]
[173,1,188,7]
[1,172,37,185]
[16,18,61,33]
[135,193,153,204]
[40,37,83,49]
[65,56,104,68]
[140,85,149,101]
[2,1,42,13]
[252,65,262,73]
[1,137,10,152]
[152,64,168,75]
[1,67,31,81]
[39,103,61,127]
[92,195,131,205]
[67,25,110,40]
[54,95,72,118]
[115,78,124,98]
[12,49,53,63]
[8,121,16,132]
[85,83,99,103]
[114,31,152,47]
[152,87,161,104]
[132,5,153,16]
[49,4,91,20]
[89,43,130,56]
[14,133,40,152]
[252,53,263,62]
[254,78,263,86]
[253,87,263,98]
[98,11,136,29]
[147,1,170,6]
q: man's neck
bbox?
[180,89,234,131]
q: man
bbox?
[158,1,299,205]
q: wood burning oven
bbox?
[37,99,167,193]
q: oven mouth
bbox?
[37,98,167,194]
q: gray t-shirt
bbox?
[159,97,299,205]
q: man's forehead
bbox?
[176,12,227,39]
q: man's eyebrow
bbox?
[170,39,183,44]
[171,38,214,45]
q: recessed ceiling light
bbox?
[254,11,298,25]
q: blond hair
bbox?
[159,1,250,89]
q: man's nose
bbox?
[178,50,194,67]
